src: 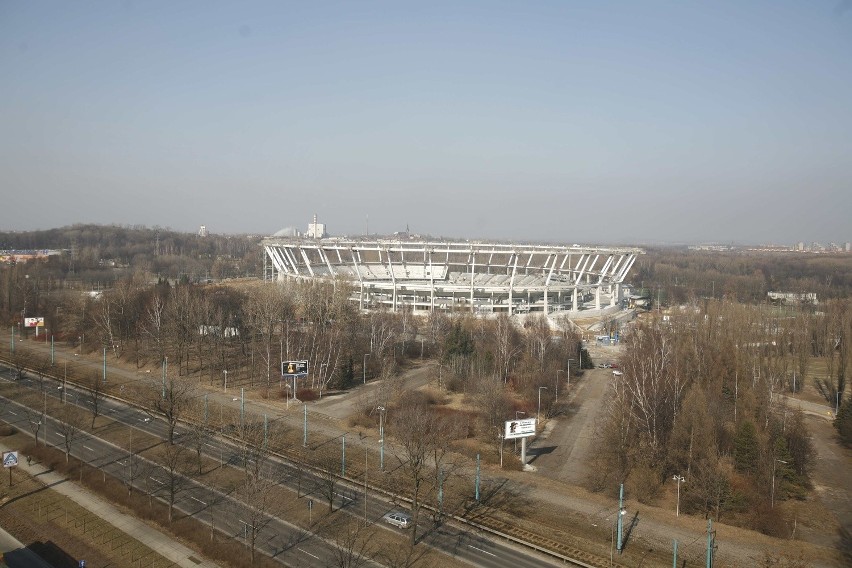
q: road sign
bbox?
[3,451,18,468]
[282,360,309,376]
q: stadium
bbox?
[262,218,641,316]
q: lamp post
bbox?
[376,406,386,471]
[611,508,627,565]
[537,386,548,421]
[567,359,571,393]
[363,353,371,384]
[672,475,685,516]
[556,370,564,403]
[360,433,369,526]
[319,363,328,399]
[341,433,346,477]
[223,369,228,393]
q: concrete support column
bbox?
[595,286,601,310]
[572,288,579,311]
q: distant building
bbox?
[768,291,818,305]
[305,214,327,239]
[198,225,209,237]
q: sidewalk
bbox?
[0,441,219,568]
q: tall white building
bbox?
[305,214,327,239]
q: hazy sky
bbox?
[2,1,851,245]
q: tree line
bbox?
[592,298,852,536]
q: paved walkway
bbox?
[0,441,218,568]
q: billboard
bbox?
[282,360,309,376]
[504,418,536,439]
[24,317,44,328]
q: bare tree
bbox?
[86,371,105,429]
[392,396,436,545]
[25,405,44,447]
[330,519,375,568]
[55,404,85,462]
[493,314,522,383]
[150,371,198,444]
[234,473,281,566]
[314,444,343,512]
[152,442,193,523]
[124,427,143,496]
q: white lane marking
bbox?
[83,445,94,451]
[150,477,164,485]
[298,548,320,560]
[8,411,17,416]
[189,496,207,506]
[468,545,497,557]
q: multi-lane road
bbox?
[0,362,582,568]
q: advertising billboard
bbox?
[24,317,44,328]
[282,360,309,376]
[504,418,536,439]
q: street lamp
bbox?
[318,363,329,399]
[376,406,386,471]
[359,433,369,526]
[672,475,685,516]
[611,509,627,565]
[363,353,371,384]
[537,386,548,421]
[556,370,564,403]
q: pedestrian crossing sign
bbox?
[3,451,18,468]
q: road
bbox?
[0,362,579,568]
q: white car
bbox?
[382,512,412,529]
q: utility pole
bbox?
[303,404,308,447]
[475,453,480,502]
[363,353,370,384]
[617,483,624,553]
[673,475,685,516]
[706,518,714,568]
[377,406,386,471]
[341,434,346,477]
[673,539,678,568]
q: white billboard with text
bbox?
[504,418,536,439]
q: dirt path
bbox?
[806,416,852,553]
[312,360,437,420]
[527,367,611,484]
